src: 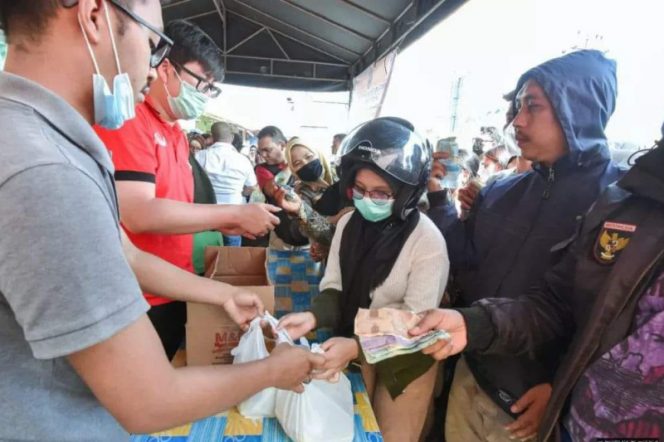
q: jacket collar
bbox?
[618,145,664,205]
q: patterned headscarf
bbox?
[285,137,335,186]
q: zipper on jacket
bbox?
[542,167,555,199]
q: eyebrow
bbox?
[519,93,543,102]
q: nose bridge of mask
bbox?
[166,67,211,120]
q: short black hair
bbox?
[2,0,142,41]
[211,122,233,144]
[333,133,346,142]
[232,133,243,152]
[257,126,287,144]
[165,19,224,82]
[1,1,58,40]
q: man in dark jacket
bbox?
[427,50,624,440]
[414,136,664,441]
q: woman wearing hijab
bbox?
[272,137,343,254]
[278,117,449,441]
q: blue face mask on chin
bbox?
[80,0,135,130]
[353,197,394,222]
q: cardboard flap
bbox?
[205,247,268,285]
[203,246,220,274]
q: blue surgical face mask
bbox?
[166,69,210,120]
[0,28,7,71]
[80,0,135,130]
[353,197,394,222]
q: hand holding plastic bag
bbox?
[275,343,354,442]
[231,313,289,418]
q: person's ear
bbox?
[156,58,172,84]
[77,0,104,46]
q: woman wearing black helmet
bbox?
[278,117,450,441]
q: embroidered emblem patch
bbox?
[593,221,636,264]
[154,132,167,147]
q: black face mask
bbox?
[297,159,323,182]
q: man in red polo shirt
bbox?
[96,20,280,359]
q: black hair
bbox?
[1,1,58,41]
[257,126,287,145]
[333,133,346,142]
[165,19,224,82]
[2,0,144,43]
[231,133,243,152]
[210,122,233,144]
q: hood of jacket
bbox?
[514,50,617,169]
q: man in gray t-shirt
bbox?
[0,2,322,440]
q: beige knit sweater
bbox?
[320,210,449,314]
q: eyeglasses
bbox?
[171,61,222,98]
[64,0,174,68]
[350,186,394,206]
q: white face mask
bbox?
[79,0,135,129]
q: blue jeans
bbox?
[223,235,242,247]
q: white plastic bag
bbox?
[275,349,354,442]
[231,314,286,418]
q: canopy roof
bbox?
[162,0,467,91]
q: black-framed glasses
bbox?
[172,61,222,98]
[63,0,174,68]
[350,186,394,206]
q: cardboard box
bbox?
[186,247,275,366]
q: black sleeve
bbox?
[461,235,578,355]
[273,210,309,246]
[427,188,485,271]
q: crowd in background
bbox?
[0,2,662,442]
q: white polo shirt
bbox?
[195,142,257,204]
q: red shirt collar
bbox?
[143,96,181,131]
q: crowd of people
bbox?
[0,1,662,442]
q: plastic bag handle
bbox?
[262,312,294,345]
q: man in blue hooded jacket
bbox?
[427,50,624,440]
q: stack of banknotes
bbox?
[354,308,450,364]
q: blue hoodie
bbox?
[428,50,625,414]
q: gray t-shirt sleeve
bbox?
[0,164,149,359]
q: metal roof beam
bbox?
[227,54,347,68]
[375,0,449,62]
[277,0,373,43]
[266,29,291,60]
[226,70,347,83]
[231,1,362,57]
[226,27,265,54]
[339,0,390,25]
[228,9,352,64]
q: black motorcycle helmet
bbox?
[338,117,432,220]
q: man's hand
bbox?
[457,181,482,211]
[267,343,326,393]
[312,337,358,381]
[409,309,468,360]
[277,312,317,340]
[221,290,265,331]
[505,383,552,440]
[428,152,448,193]
[272,186,302,215]
[219,203,281,239]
